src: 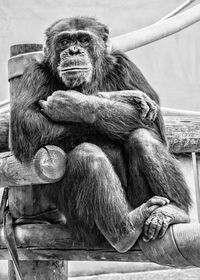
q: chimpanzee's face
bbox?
[45,17,109,88]
[55,30,94,88]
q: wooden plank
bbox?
[0,248,147,262]
[10,44,43,57]
[165,116,200,154]
[1,111,200,154]
[7,43,65,280]
[0,224,147,262]
[8,51,44,81]
[0,111,9,153]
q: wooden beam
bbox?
[0,223,199,267]
[0,224,147,262]
[1,110,200,155]
[0,146,66,187]
[0,111,9,153]
[165,116,200,154]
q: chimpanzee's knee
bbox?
[67,142,109,173]
[125,128,160,154]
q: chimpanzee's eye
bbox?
[59,39,69,47]
[79,36,90,46]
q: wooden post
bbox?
[0,110,9,152]
[8,44,67,280]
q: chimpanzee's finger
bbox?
[158,218,171,238]
[152,104,159,121]
[146,196,170,207]
[143,216,152,239]
[151,217,163,240]
[146,218,158,241]
[38,100,48,110]
[138,100,149,120]
[145,101,158,121]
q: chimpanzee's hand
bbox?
[122,90,159,122]
[142,204,190,242]
[127,91,159,122]
[39,90,88,122]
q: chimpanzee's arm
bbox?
[97,90,158,122]
[113,52,167,144]
[10,64,71,162]
[39,90,154,141]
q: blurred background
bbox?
[0,0,200,110]
[0,0,200,279]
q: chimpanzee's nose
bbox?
[68,45,80,55]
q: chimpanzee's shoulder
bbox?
[111,50,141,73]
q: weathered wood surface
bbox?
[8,260,68,280]
[1,110,200,154]
[0,224,147,262]
[0,110,9,153]
[0,146,66,187]
[10,44,43,57]
[0,223,199,267]
[165,116,200,154]
[8,51,44,81]
[7,43,65,280]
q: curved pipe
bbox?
[112,4,200,52]
[158,0,197,22]
[139,223,200,267]
[162,107,200,116]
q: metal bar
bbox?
[158,0,197,22]
[0,99,9,108]
[192,152,200,222]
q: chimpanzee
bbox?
[10,17,191,252]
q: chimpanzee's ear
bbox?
[102,26,109,42]
[101,25,112,53]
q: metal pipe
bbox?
[158,0,197,22]
[139,223,200,267]
[112,4,200,52]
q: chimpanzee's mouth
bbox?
[59,66,90,73]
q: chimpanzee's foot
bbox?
[142,204,190,242]
[103,196,170,253]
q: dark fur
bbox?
[11,17,191,244]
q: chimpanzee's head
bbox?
[44,17,110,88]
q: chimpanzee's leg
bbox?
[63,142,169,252]
[125,128,191,241]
